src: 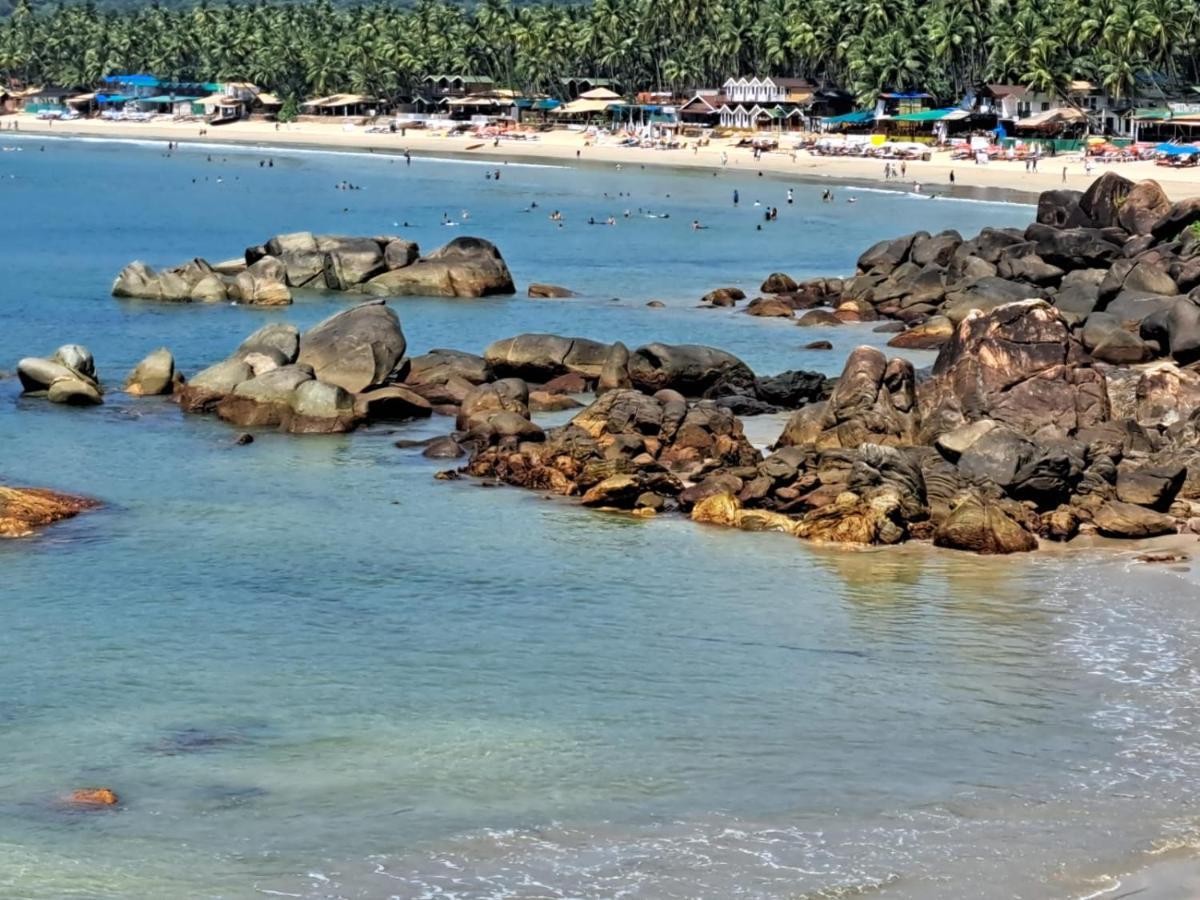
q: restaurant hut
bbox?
[301,94,382,118]
[561,77,620,100]
[552,87,621,121]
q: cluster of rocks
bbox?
[178,301,424,433]
[112,234,515,305]
[18,342,180,407]
[17,344,105,405]
[733,174,1200,362]
[462,298,1200,553]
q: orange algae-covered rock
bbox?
[0,486,99,537]
[69,788,119,806]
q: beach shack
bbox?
[551,87,622,122]
[561,77,620,101]
[678,91,726,127]
[446,88,520,121]
[301,94,382,119]
[20,86,74,114]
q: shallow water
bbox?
[3,138,1198,899]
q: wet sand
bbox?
[9,115,1200,202]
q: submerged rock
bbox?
[0,485,99,537]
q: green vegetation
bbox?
[2,0,1199,104]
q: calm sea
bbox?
[1,137,1197,899]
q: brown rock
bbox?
[68,788,119,807]
[933,493,1038,554]
[528,283,577,298]
[0,485,99,538]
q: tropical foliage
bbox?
[2,0,1200,104]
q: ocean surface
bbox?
[2,137,1198,899]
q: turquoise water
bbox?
[3,138,1199,899]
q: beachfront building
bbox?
[301,94,382,118]
[678,76,819,131]
[561,77,620,100]
[196,83,283,122]
[17,85,74,114]
[552,87,622,120]
[446,88,521,121]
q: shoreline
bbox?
[10,115,1200,203]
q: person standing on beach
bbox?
[1062,166,1068,183]
[949,170,955,184]
[901,161,907,177]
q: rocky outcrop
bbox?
[627,343,755,396]
[364,237,515,298]
[778,347,918,449]
[17,345,103,406]
[115,234,515,304]
[296,301,407,393]
[0,485,99,537]
[483,334,610,383]
[920,299,1108,440]
[775,175,1200,370]
[173,301,418,433]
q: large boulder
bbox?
[1036,189,1087,228]
[1079,172,1134,229]
[384,239,420,270]
[778,346,918,449]
[234,324,300,365]
[1118,180,1173,235]
[215,364,315,427]
[261,231,325,286]
[405,348,491,385]
[1092,500,1177,538]
[231,257,292,306]
[1133,364,1200,428]
[178,358,252,412]
[1080,312,1153,364]
[1115,463,1186,511]
[627,343,755,396]
[323,239,387,290]
[1151,197,1200,241]
[363,236,515,298]
[857,233,923,275]
[125,348,177,396]
[281,379,361,433]
[933,493,1038,554]
[920,300,1109,440]
[483,334,610,382]
[1140,297,1200,364]
[296,301,407,393]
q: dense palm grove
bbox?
[2,0,1200,105]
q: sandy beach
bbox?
[9,114,1200,202]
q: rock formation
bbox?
[0,485,99,537]
[113,234,515,304]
